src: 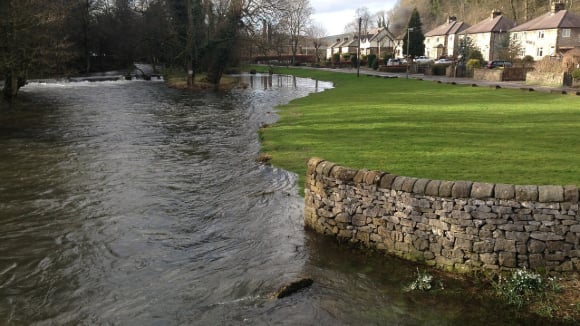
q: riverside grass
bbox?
[254,66,580,191]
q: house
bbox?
[460,10,516,61]
[393,33,406,59]
[326,38,344,60]
[424,16,470,59]
[341,36,360,58]
[509,2,580,60]
[359,28,397,58]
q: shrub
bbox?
[467,59,481,69]
[342,53,351,60]
[367,54,377,68]
[332,53,340,63]
[522,55,534,64]
[372,59,379,70]
[572,69,580,80]
[350,54,358,66]
[431,64,448,75]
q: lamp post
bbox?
[357,17,362,78]
[406,27,414,79]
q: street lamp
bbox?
[406,27,414,78]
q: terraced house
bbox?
[459,10,517,62]
[424,16,470,59]
[510,2,580,60]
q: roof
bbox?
[425,21,470,37]
[510,10,580,32]
[461,15,516,34]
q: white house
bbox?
[509,2,580,60]
[460,10,517,61]
[359,28,397,58]
[424,17,470,59]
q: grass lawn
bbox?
[252,66,580,191]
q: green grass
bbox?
[253,66,580,191]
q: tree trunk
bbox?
[2,72,22,100]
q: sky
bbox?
[310,0,399,36]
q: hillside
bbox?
[388,0,579,35]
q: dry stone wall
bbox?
[304,158,580,274]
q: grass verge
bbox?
[252,66,580,193]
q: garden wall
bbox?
[304,158,580,274]
[526,72,564,87]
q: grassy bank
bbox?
[253,66,580,191]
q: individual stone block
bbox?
[495,184,515,200]
[474,240,495,253]
[391,177,405,191]
[307,157,325,175]
[515,185,539,202]
[439,181,455,197]
[402,177,418,193]
[331,166,358,182]
[452,181,473,198]
[365,170,384,185]
[413,178,430,195]
[353,169,368,183]
[321,161,336,177]
[380,174,398,189]
[564,185,579,203]
[499,252,517,268]
[494,238,516,252]
[425,180,442,196]
[538,185,564,202]
[471,182,494,199]
[530,232,564,241]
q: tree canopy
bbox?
[403,8,425,58]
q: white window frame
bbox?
[562,29,571,38]
[537,47,543,57]
[538,30,545,39]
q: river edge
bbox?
[241,65,580,323]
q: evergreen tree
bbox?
[403,8,425,58]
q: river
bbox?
[0,75,541,325]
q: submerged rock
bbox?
[274,278,314,299]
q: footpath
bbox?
[309,66,580,95]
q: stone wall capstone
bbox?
[304,157,580,274]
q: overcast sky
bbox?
[311,0,399,36]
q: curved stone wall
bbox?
[304,157,580,273]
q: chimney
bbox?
[491,10,502,19]
[551,2,565,13]
[448,16,457,24]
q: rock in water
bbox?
[274,278,314,299]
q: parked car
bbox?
[414,56,432,64]
[387,58,401,66]
[434,58,453,64]
[487,60,512,69]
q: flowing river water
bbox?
[0,75,543,325]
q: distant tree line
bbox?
[0,0,316,99]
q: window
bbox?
[562,29,571,38]
[538,30,544,38]
[537,47,543,57]
[512,33,519,40]
[519,49,525,57]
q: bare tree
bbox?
[0,0,73,99]
[306,23,327,63]
[279,0,312,65]
[344,7,374,35]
